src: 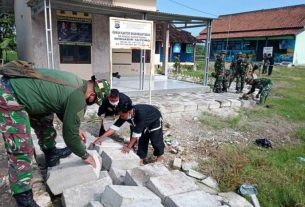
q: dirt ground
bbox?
[0,106,302,207]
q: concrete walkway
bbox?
[85,83,255,119]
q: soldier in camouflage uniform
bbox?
[235,54,248,93]
[245,78,273,104]
[0,64,108,207]
[228,52,242,88]
[213,51,227,93]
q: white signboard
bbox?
[110,17,153,50]
[263,47,273,55]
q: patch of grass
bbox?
[203,144,305,207]
[295,128,305,142]
[261,67,305,121]
[200,112,225,129]
[200,112,243,130]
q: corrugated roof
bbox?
[198,4,305,40]
[156,24,200,43]
[27,0,213,24]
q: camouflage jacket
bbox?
[247,78,272,94]
[236,59,248,74]
[214,56,225,74]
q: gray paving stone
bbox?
[186,169,206,180]
[183,102,198,111]
[215,99,231,108]
[146,171,199,201]
[197,101,209,111]
[181,161,199,172]
[124,163,171,186]
[207,100,221,109]
[91,142,124,155]
[163,190,218,207]
[172,158,182,170]
[47,150,101,195]
[109,167,126,185]
[201,176,219,191]
[102,148,140,170]
[88,201,104,207]
[101,185,162,207]
[218,192,253,207]
[170,102,185,113]
[195,182,218,195]
[227,99,242,107]
[240,100,257,107]
[62,175,112,207]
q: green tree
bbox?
[0,13,17,62]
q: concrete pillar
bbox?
[162,23,169,76]
[14,0,34,63]
[92,14,110,81]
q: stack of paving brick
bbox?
[33,131,253,207]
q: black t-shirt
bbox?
[110,104,161,138]
[97,92,131,116]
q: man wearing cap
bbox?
[97,89,132,136]
[94,103,165,165]
[235,54,249,93]
[245,78,272,104]
[228,52,242,88]
[213,51,227,93]
[0,63,107,206]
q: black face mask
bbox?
[86,94,97,106]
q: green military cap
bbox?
[220,50,227,54]
[237,52,243,56]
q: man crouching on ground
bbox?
[93,102,165,165]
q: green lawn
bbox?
[200,66,305,207]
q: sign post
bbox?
[263,47,273,56]
[109,17,153,102]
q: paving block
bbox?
[197,102,209,111]
[240,100,257,107]
[196,182,218,195]
[101,185,162,207]
[146,171,199,201]
[227,99,242,107]
[91,142,124,155]
[207,100,221,109]
[88,201,104,207]
[164,190,218,207]
[59,153,80,165]
[181,161,199,172]
[47,150,101,195]
[109,167,126,185]
[183,102,198,111]
[124,163,171,186]
[170,103,185,113]
[62,175,112,207]
[186,169,206,180]
[201,176,219,191]
[215,99,231,108]
[102,148,140,170]
[99,171,110,179]
[218,192,253,207]
[172,158,182,170]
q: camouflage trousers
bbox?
[259,83,273,104]
[236,73,246,91]
[0,80,57,195]
[214,74,229,91]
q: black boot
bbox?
[99,125,106,136]
[43,147,72,167]
[14,190,40,207]
[222,88,227,92]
